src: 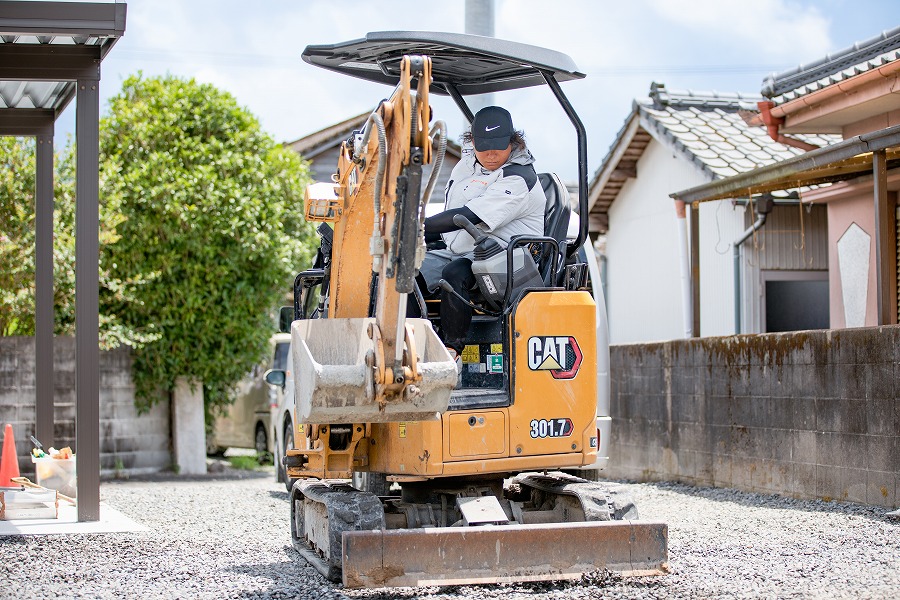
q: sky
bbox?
[50,0,900,182]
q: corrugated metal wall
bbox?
[743,203,829,270]
[739,202,829,334]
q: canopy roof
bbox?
[671,125,900,204]
[302,31,585,96]
[0,1,125,124]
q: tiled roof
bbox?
[587,83,840,232]
[637,83,838,180]
[761,26,900,102]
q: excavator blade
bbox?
[341,520,668,589]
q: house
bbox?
[286,112,461,208]
[588,83,838,344]
[673,26,900,329]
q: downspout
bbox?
[758,101,820,151]
[674,200,693,338]
[733,195,774,334]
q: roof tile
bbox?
[762,26,900,102]
[592,82,842,207]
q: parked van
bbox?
[207,333,291,456]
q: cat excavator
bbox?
[278,31,667,588]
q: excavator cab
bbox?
[282,31,667,588]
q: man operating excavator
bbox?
[418,105,547,359]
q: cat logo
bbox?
[526,336,582,380]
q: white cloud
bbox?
[648,0,833,62]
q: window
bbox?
[762,270,829,332]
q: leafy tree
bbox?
[0,137,152,346]
[0,137,36,335]
[100,75,315,411]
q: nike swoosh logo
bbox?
[485,125,500,131]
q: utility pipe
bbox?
[733,196,773,334]
[674,200,693,338]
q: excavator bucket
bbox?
[341,520,669,588]
[292,317,457,424]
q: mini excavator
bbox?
[281,31,667,588]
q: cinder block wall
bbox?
[0,336,170,478]
[606,326,899,508]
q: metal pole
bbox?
[75,78,100,522]
[35,127,55,448]
[464,0,495,114]
[540,71,588,256]
[872,149,892,325]
[689,203,701,337]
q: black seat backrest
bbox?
[537,173,571,280]
[539,172,571,242]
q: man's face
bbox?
[474,143,513,172]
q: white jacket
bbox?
[441,145,547,255]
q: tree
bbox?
[100,74,315,411]
[0,137,36,336]
[0,138,152,346]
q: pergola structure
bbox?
[0,1,126,521]
[672,125,900,332]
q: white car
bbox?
[267,326,301,492]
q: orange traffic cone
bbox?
[0,423,21,487]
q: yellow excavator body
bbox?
[277,31,668,588]
[366,290,598,476]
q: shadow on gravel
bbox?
[268,490,289,502]
[335,569,667,599]
[223,543,669,600]
[632,479,894,524]
[229,546,333,599]
[102,468,273,485]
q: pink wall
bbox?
[826,193,876,328]
[824,188,898,328]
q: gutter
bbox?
[674,200,693,338]
[768,58,900,121]
[758,101,820,151]
[733,195,774,334]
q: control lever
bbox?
[452,214,486,243]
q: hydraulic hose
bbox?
[422,120,448,211]
[358,110,387,272]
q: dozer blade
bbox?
[341,520,668,589]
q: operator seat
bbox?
[416,171,572,320]
[536,172,571,284]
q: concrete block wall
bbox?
[606,325,900,508]
[0,336,170,478]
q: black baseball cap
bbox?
[472,106,514,151]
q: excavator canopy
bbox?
[301,31,585,95]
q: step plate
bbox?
[342,520,668,588]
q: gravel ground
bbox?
[2,465,898,599]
